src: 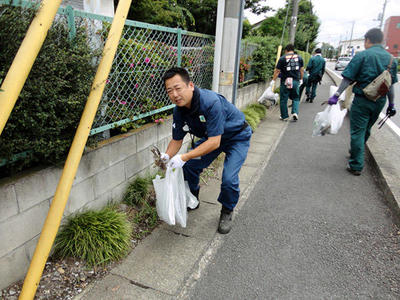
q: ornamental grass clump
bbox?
[248,103,267,120]
[54,207,132,266]
[123,175,158,229]
[123,176,151,206]
[242,103,267,131]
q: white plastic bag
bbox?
[312,103,347,136]
[258,85,279,105]
[185,181,199,210]
[329,103,347,134]
[153,167,192,228]
[153,173,175,225]
[312,86,348,136]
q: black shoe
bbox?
[218,207,233,234]
[309,98,313,103]
[346,167,361,176]
[187,189,200,211]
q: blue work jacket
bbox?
[172,87,247,143]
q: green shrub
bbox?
[123,177,151,206]
[54,207,132,266]
[0,5,98,173]
[243,36,281,81]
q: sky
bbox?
[244,0,400,47]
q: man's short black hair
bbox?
[364,28,383,44]
[315,48,322,53]
[285,44,295,52]
[162,67,191,84]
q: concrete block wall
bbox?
[0,82,263,289]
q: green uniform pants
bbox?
[349,95,386,171]
[305,80,318,100]
[280,80,300,119]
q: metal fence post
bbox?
[65,5,76,40]
[177,28,182,67]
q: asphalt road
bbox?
[326,61,400,127]
[187,77,400,299]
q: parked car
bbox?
[335,56,351,71]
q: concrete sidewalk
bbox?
[76,74,400,299]
[76,105,288,300]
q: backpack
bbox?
[362,56,393,101]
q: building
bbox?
[338,38,364,57]
[383,16,400,57]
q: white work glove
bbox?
[160,153,170,163]
[299,79,303,85]
[168,154,186,169]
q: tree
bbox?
[113,0,195,29]
[114,0,272,34]
[254,0,320,52]
[242,18,252,38]
[320,42,337,59]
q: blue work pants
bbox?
[183,127,252,211]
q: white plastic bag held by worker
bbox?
[257,80,279,105]
[312,86,347,136]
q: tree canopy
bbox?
[114,0,271,35]
[252,0,320,52]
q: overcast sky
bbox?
[244,0,400,47]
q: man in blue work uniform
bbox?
[328,28,398,175]
[272,44,304,121]
[305,48,325,103]
[160,67,252,234]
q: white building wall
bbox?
[339,39,364,56]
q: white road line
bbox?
[327,67,400,137]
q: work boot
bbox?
[218,207,233,234]
[346,167,361,176]
[187,189,200,211]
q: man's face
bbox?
[165,74,194,109]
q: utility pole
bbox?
[288,0,299,44]
[379,0,388,30]
[218,0,243,104]
[349,21,355,56]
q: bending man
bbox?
[161,67,252,234]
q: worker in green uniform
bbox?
[272,44,304,121]
[328,28,398,175]
[305,48,325,103]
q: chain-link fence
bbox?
[0,0,214,169]
[0,0,214,139]
[240,40,258,84]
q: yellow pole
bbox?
[18,0,132,298]
[275,45,282,67]
[272,45,283,91]
[0,0,63,136]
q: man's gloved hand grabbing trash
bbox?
[328,93,339,105]
[160,153,170,164]
[168,154,186,169]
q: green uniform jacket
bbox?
[306,54,325,81]
[342,44,398,97]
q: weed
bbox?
[123,177,151,206]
